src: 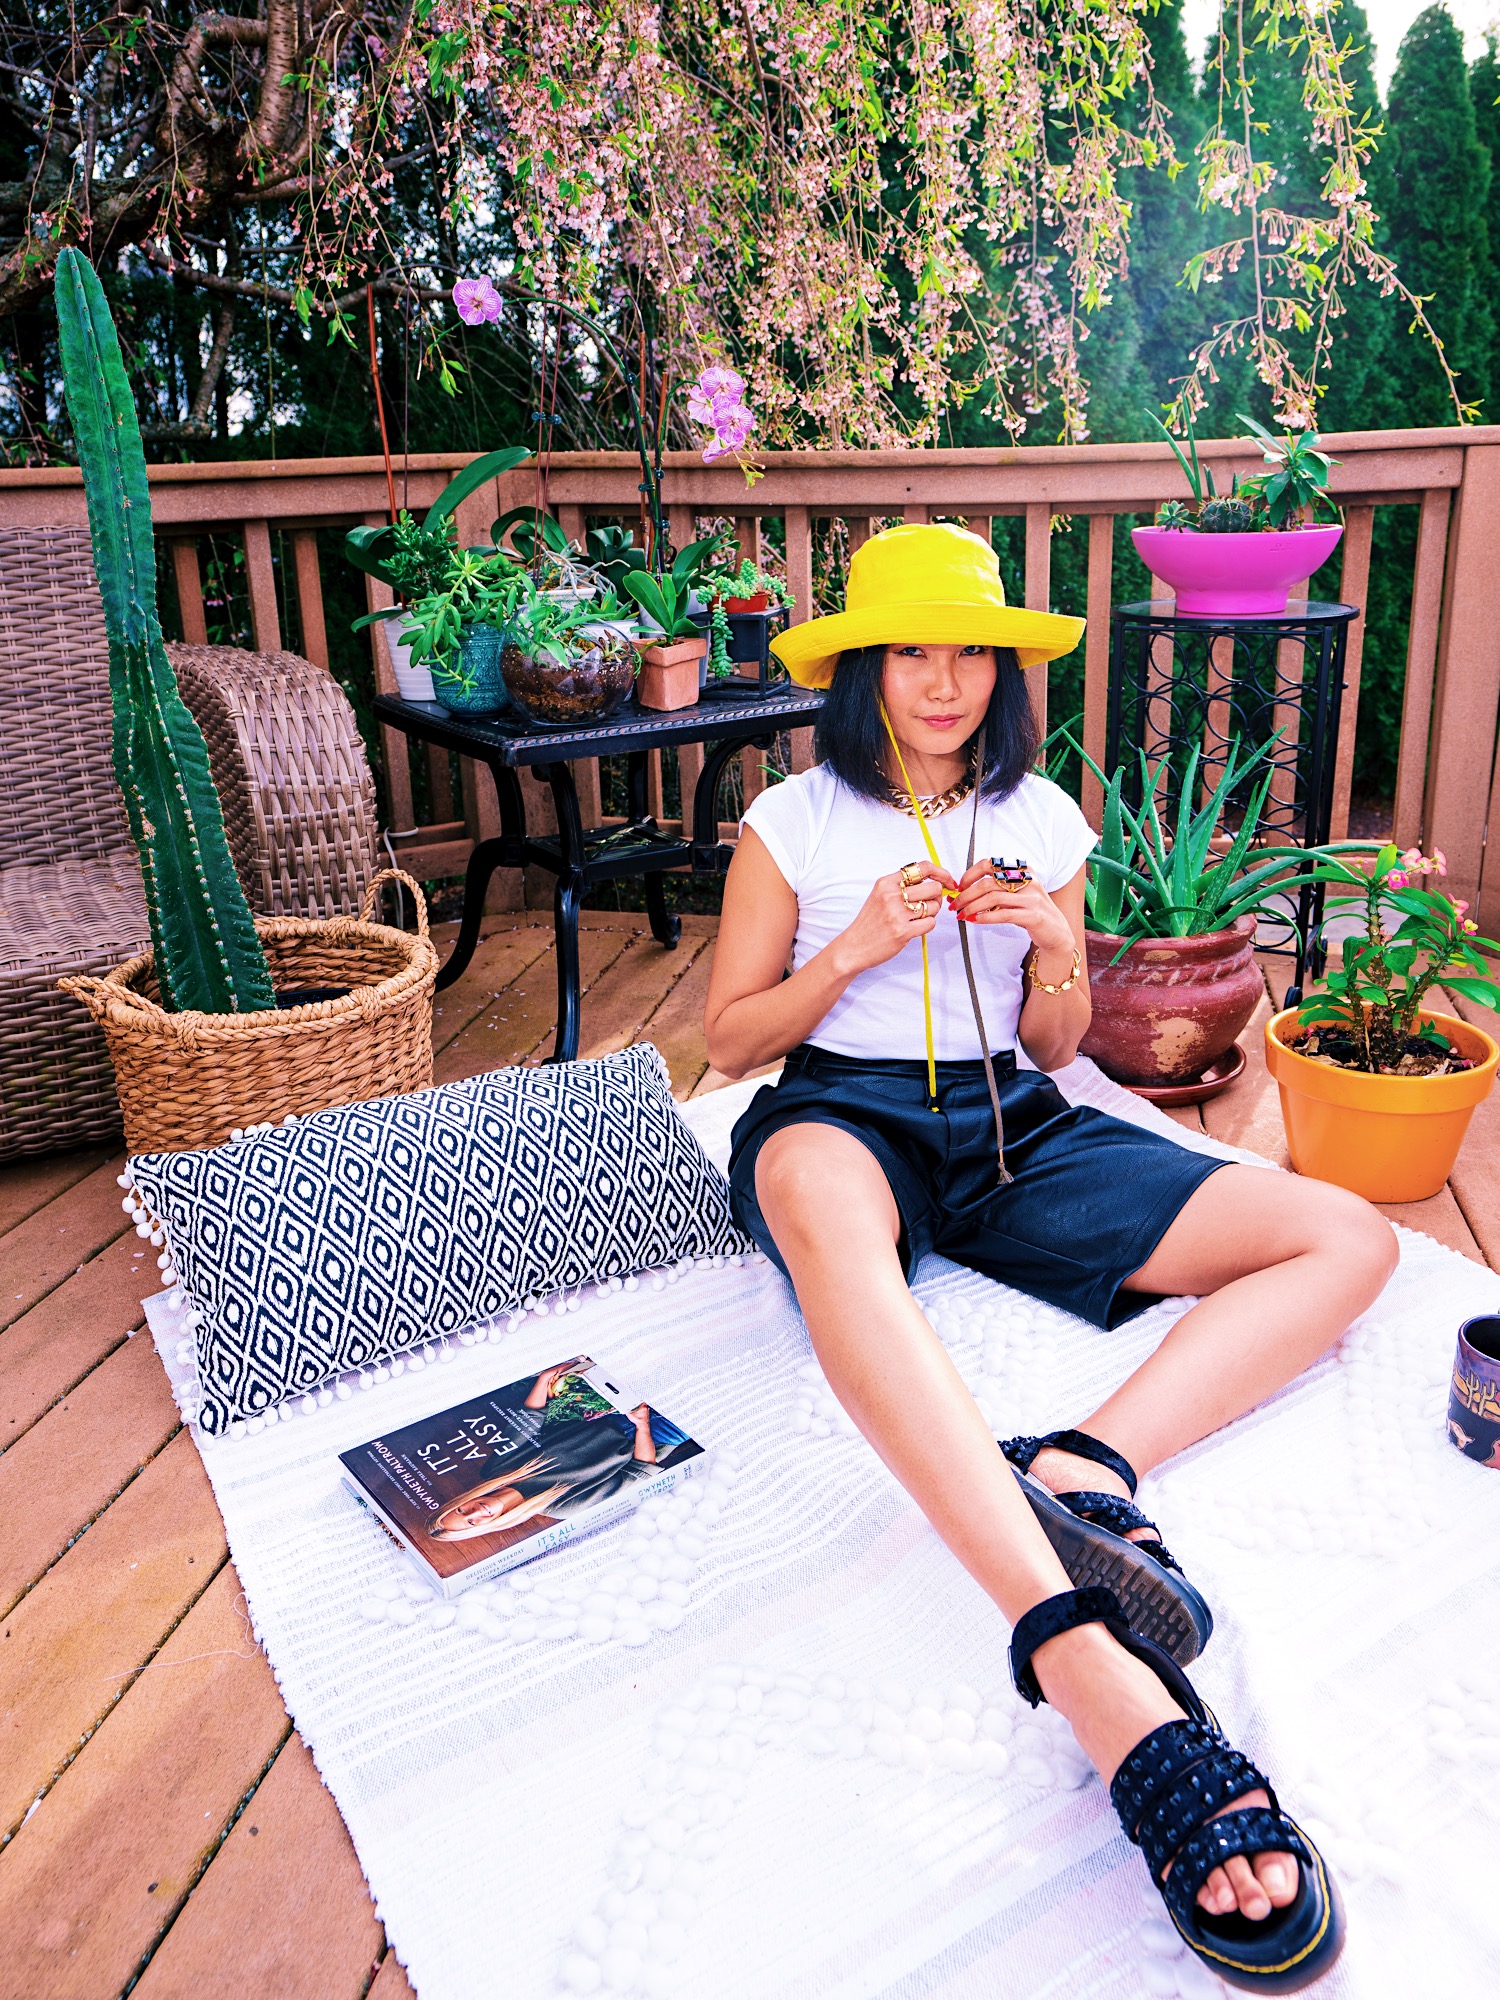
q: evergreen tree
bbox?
[1171,0,1394,434]
[1469,35,1500,401]
[1309,1,1400,433]
[1385,6,1492,423]
[1124,0,1211,422]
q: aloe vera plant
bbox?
[55,249,276,1014]
[1070,732,1325,952]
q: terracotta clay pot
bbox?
[636,634,707,711]
[1265,1005,1498,1201]
[1081,916,1262,1086]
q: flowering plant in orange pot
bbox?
[1266,844,1500,1200]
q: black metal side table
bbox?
[373,688,824,1060]
[1106,600,1356,1004]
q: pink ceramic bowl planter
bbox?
[1132,524,1343,616]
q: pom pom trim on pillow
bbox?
[127,1044,752,1434]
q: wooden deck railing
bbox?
[5,427,1499,929]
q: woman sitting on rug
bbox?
[704,523,1395,1990]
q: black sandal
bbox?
[1010,1587,1345,1993]
[1000,1428,1213,1664]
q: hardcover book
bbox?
[339,1354,705,1596]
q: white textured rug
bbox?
[143,1057,1500,2000]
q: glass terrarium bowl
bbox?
[500,624,638,731]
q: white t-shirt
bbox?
[741,765,1096,1061]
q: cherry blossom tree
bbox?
[0,0,1466,454]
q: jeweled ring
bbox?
[900,861,926,889]
[990,858,1033,889]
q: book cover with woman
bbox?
[341,1357,701,1581]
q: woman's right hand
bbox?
[832,860,956,977]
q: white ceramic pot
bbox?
[389,630,437,703]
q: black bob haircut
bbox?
[813,644,1039,806]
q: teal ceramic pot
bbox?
[432,624,508,716]
[501,625,637,731]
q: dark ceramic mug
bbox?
[1448,1315,1500,1466]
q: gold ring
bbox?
[900,862,926,889]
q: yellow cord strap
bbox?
[879,701,943,1108]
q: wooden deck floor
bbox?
[1,914,1496,1999]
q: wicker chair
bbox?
[167,643,378,920]
[0,525,380,1161]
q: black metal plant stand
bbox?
[374,686,825,1060]
[1106,600,1356,1006]
[693,604,793,699]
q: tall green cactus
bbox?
[55,249,276,1014]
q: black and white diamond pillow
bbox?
[129,1043,753,1435]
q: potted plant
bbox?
[53,250,438,1153]
[1265,843,1500,1199]
[620,570,710,710]
[1133,408,1344,616]
[382,543,528,716]
[697,550,796,694]
[586,524,652,598]
[1075,735,1323,1095]
[497,585,639,730]
[344,447,534,700]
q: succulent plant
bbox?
[1196,495,1264,534]
[54,249,277,1015]
[1235,414,1340,529]
[1154,499,1197,531]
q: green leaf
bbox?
[425,446,534,528]
[490,506,569,558]
[1091,773,1127,930]
[1147,409,1205,504]
[1442,977,1500,1008]
[620,570,672,630]
[669,535,725,588]
[344,522,399,583]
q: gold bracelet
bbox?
[1029,947,1082,994]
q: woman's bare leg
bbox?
[756,1125,1300,1921]
[1027,1166,1398,1532]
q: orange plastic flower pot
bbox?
[1265,1006,1498,1201]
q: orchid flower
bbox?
[688,363,755,465]
[452,276,504,327]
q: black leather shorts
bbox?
[727,1045,1229,1329]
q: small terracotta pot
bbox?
[1265,1005,1499,1201]
[724,591,769,612]
[636,634,706,711]
[1080,917,1262,1086]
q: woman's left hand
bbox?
[950,862,1077,968]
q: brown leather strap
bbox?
[958,722,1012,1186]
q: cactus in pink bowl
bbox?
[1136,407,1345,614]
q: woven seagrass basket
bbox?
[59,869,439,1154]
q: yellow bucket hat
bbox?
[771,522,1085,689]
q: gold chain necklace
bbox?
[890,774,974,819]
